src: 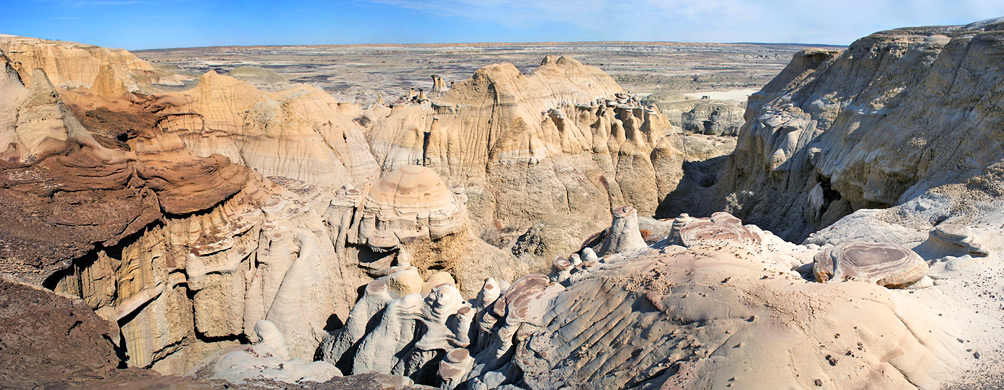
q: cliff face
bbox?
[0,53,247,286]
[5,21,1004,388]
[0,36,715,376]
[156,70,381,190]
[709,18,1004,241]
[365,55,729,262]
[0,35,191,96]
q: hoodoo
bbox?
[2,14,1004,390]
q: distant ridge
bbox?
[134,40,845,52]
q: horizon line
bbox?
[131,40,849,52]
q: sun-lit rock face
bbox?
[0,54,249,286]
[329,213,962,389]
[343,165,468,251]
[362,55,732,261]
[0,35,191,96]
[362,165,466,245]
[706,18,1004,242]
[156,71,380,191]
[2,24,1002,389]
[674,211,762,249]
[813,241,929,288]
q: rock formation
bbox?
[0,35,191,95]
[923,224,989,257]
[812,241,929,287]
[7,17,1004,388]
[352,165,467,251]
[329,212,962,389]
[431,74,447,93]
[642,91,745,135]
[0,276,221,388]
[702,18,1004,244]
[672,211,762,248]
[202,320,342,385]
[680,99,745,136]
[363,55,731,263]
[155,70,381,190]
[0,53,247,286]
[597,206,648,256]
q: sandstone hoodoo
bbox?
[3,15,1004,390]
[357,164,467,251]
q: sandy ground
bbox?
[135,42,841,105]
[681,88,760,103]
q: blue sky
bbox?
[4,0,1004,50]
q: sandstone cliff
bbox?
[0,35,192,96]
[704,18,1004,243]
[365,55,731,265]
[23,24,1004,390]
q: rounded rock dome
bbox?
[367,165,454,208]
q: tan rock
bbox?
[357,165,467,251]
[674,211,761,248]
[927,224,989,257]
[431,74,447,93]
[813,241,929,288]
[362,55,702,262]
[422,271,457,296]
[598,206,648,256]
[0,35,191,95]
[387,267,425,298]
[157,71,380,191]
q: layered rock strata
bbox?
[0,35,191,95]
[363,55,731,261]
[330,212,963,389]
[708,18,1004,242]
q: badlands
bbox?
[1,17,1004,390]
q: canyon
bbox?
[1,18,1003,389]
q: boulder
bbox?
[813,242,929,288]
[673,211,761,248]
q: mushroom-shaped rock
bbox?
[431,74,448,93]
[387,267,425,298]
[568,254,582,266]
[438,348,474,389]
[422,271,458,296]
[552,257,573,284]
[675,212,761,248]
[813,242,929,288]
[423,284,464,324]
[598,206,648,256]
[928,224,988,257]
[358,165,467,251]
[475,278,502,309]
[580,248,598,264]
